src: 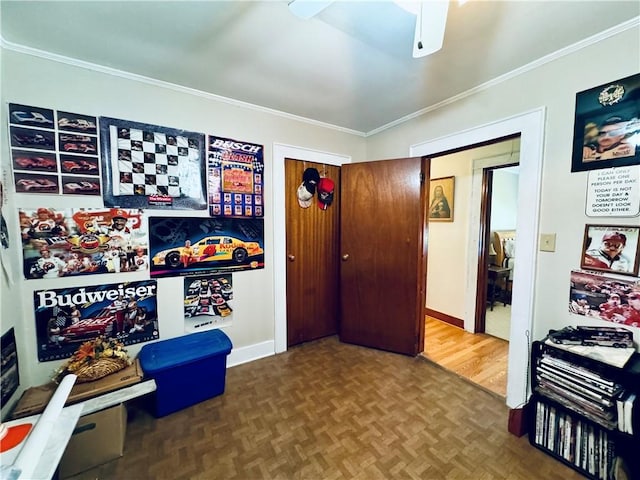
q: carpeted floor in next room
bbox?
[70,336,582,480]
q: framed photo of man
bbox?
[571,73,640,173]
[581,224,640,276]
[428,176,454,222]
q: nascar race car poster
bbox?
[8,103,101,196]
[569,269,640,326]
[100,116,207,210]
[149,216,264,278]
[34,280,158,362]
[20,207,149,280]
[207,135,263,218]
[183,274,233,333]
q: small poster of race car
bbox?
[58,111,98,135]
[183,274,233,332]
[149,216,264,277]
[10,126,55,150]
[8,103,100,196]
[8,104,54,127]
[12,150,58,173]
[34,280,159,362]
[62,177,101,196]
[20,207,148,279]
[14,173,60,194]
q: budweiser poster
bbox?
[35,280,158,362]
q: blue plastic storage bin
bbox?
[139,329,232,417]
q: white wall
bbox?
[491,169,519,231]
[0,49,366,414]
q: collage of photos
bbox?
[20,207,148,280]
[6,104,267,370]
[100,117,207,210]
[569,270,640,327]
[207,135,264,218]
[9,103,101,196]
[183,274,233,333]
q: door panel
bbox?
[285,159,341,346]
[340,157,427,355]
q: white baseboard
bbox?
[227,340,275,368]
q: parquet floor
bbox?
[70,336,583,480]
[423,317,508,398]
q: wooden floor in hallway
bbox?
[423,316,509,398]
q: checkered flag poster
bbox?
[100,117,207,210]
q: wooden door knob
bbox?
[287,254,295,262]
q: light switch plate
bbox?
[540,233,556,252]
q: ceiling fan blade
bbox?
[413,0,449,58]
[288,0,334,19]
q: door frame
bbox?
[273,143,350,353]
[410,108,545,409]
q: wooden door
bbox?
[340,157,427,355]
[285,159,341,347]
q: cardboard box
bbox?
[58,403,127,478]
[11,360,143,419]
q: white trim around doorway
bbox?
[272,144,351,354]
[409,107,546,409]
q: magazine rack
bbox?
[529,340,640,479]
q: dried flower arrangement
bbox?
[54,336,131,383]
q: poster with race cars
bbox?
[1,328,19,407]
[34,280,158,362]
[8,103,101,195]
[207,135,264,217]
[569,269,640,327]
[183,274,233,333]
[149,216,264,277]
[20,207,148,280]
[100,117,207,210]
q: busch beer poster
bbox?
[207,135,263,218]
[20,207,148,280]
[35,280,158,362]
[183,274,233,333]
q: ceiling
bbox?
[1,1,639,134]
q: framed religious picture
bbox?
[571,73,640,173]
[428,176,454,222]
[580,224,640,276]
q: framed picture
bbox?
[581,224,640,276]
[571,73,640,172]
[428,176,454,222]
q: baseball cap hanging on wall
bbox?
[297,182,314,208]
[303,168,320,191]
[317,177,335,210]
[297,167,321,209]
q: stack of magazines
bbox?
[535,352,622,430]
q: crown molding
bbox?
[366,16,640,137]
[0,36,366,138]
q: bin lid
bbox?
[139,329,232,374]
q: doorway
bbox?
[274,108,544,411]
[484,164,520,342]
[285,159,341,346]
